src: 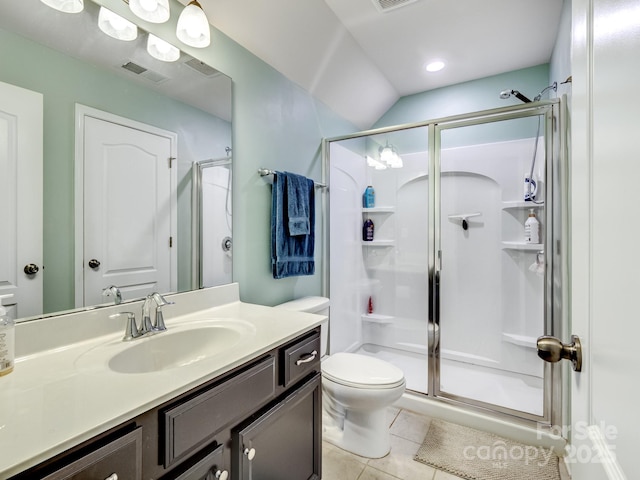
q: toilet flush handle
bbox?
[295,350,318,366]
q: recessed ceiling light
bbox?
[426,61,445,72]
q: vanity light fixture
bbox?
[129,0,170,24]
[379,143,403,168]
[39,0,84,13]
[176,0,211,48]
[366,155,387,170]
[425,60,445,72]
[147,33,180,62]
[98,7,138,41]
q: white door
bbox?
[0,81,43,319]
[569,0,640,478]
[76,106,177,307]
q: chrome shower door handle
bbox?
[536,334,582,372]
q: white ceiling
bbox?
[196,0,564,128]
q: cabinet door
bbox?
[233,373,321,480]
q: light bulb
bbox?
[98,7,138,41]
[129,0,170,23]
[147,34,180,62]
[40,0,83,13]
[176,1,211,48]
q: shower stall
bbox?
[323,100,565,425]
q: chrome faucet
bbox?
[141,292,174,334]
[102,285,122,305]
[109,312,141,341]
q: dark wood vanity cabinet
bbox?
[9,327,321,480]
[233,373,322,480]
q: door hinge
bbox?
[169,157,176,168]
[169,236,173,248]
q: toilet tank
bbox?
[275,296,329,356]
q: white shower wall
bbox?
[329,136,545,399]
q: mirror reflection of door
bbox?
[77,106,177,306]
[0,81,43,319]
[193,159,232,288]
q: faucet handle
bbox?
[109,312,139,341]
[152,292,174,307]
[151,293,174,332]
[102,285,122,305]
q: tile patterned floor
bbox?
[322,408,465,480]
[321,408,571,480]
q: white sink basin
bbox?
[76,319,256,374]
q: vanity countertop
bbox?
[0,286,324,477]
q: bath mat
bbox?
[414,419,561,480]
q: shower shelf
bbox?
[502,201,544,210]
[361,313,394,324]
[362,207,395,214]
[501,241,543,251]
[362,240,395,247]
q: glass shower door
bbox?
[433,108,555,420]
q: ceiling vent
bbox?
[371,0,418,13]
[120,61,169,84]
[184,58,221,77]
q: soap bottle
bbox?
[0,295,15,377]
[524,209,540,244]
[363,218,375,241]
[363,185,375,208]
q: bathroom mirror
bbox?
[0,0,232,321]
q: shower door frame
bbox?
[322,99,566,426]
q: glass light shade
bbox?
[379,145,403,168]
[40,0,83,13]
[366,155,387,170]
[147,34,180,62]
[129,0,170,24]
[98,7,138,41]
[176,1,211,48]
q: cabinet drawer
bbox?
[42,428,142,480]
[281,331,320,387]
[163,356,276,467]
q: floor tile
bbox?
[387,406,401,426]
[367,434,436,480]
[322,441,367,480]
[389,409,431,444]
[358,465,402,480]
[434,470,466,480]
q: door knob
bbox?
[537,334,582,372]
[88,259,101,269]
[23,263,40,275]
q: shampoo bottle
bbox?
[363,218,374,241]
[0,294,15,377]
[524,209,540,244]
[363,185,375,208]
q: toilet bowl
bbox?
[276,297,406,458]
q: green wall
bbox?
[91,0,358,306]
[0,27,231,313]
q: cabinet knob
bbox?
[215,469,229,480]
[104,474,118,480]
[243,447,256,461]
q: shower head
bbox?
[499,89,532,103]
[534,82,558,101]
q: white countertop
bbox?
[0,285,324,477]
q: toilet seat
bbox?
[322,352,405,389]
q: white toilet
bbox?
[276,296,406,458]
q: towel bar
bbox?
[258,168,326,188]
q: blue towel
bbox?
[271,171,315,279]
[286,172,311,235]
